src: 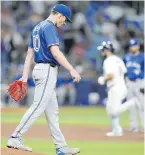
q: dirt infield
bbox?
[1,107,144,142]
[1,124,144,142]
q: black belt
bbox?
[129,79,142,82]
[37,62,57,68]
[129,79,136,82]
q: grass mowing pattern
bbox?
[2,107,141,127]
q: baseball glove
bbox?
[8,80,27,101]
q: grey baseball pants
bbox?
[12,63,67,148]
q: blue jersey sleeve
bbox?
[123,56,126,64]
[123,53,129,65]
[28,34,33,48]
[140,54,144,78]
[123,54,129,76]
[43,26,59,48]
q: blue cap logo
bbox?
[52,4,72,23]
[129,39,139,46]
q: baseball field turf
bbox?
[1,106,144,155]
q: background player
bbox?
[7,4,81,155]
[123,39,144,133]
[97,41,141,136]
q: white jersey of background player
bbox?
[97,41,141,137]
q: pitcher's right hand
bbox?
[70,68,81,83]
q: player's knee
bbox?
[109,111,117,116]
[106,107,117,116]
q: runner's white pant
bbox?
[106,84,138,133]
[106,84,136,116]
[12,63,67,148]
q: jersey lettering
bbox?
[126,62,141,69]
[123,52,144,80]
[33,35,40,52]
[33,25,41,52]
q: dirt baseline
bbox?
[1,124,144,142]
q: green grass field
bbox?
[1,107,144,155]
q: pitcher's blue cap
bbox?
[129,39,140,46]
[52,4,72,23]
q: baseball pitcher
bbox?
[123,39,144,133]
[97,41,141,136]
[7,4,81,155]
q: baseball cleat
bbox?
[106,131,123,137]
[56,146,80,155]
[7,137,32,152]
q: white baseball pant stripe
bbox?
[12,63,67,148]
[126,79,144,130]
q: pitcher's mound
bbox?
[1,148,44,155]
